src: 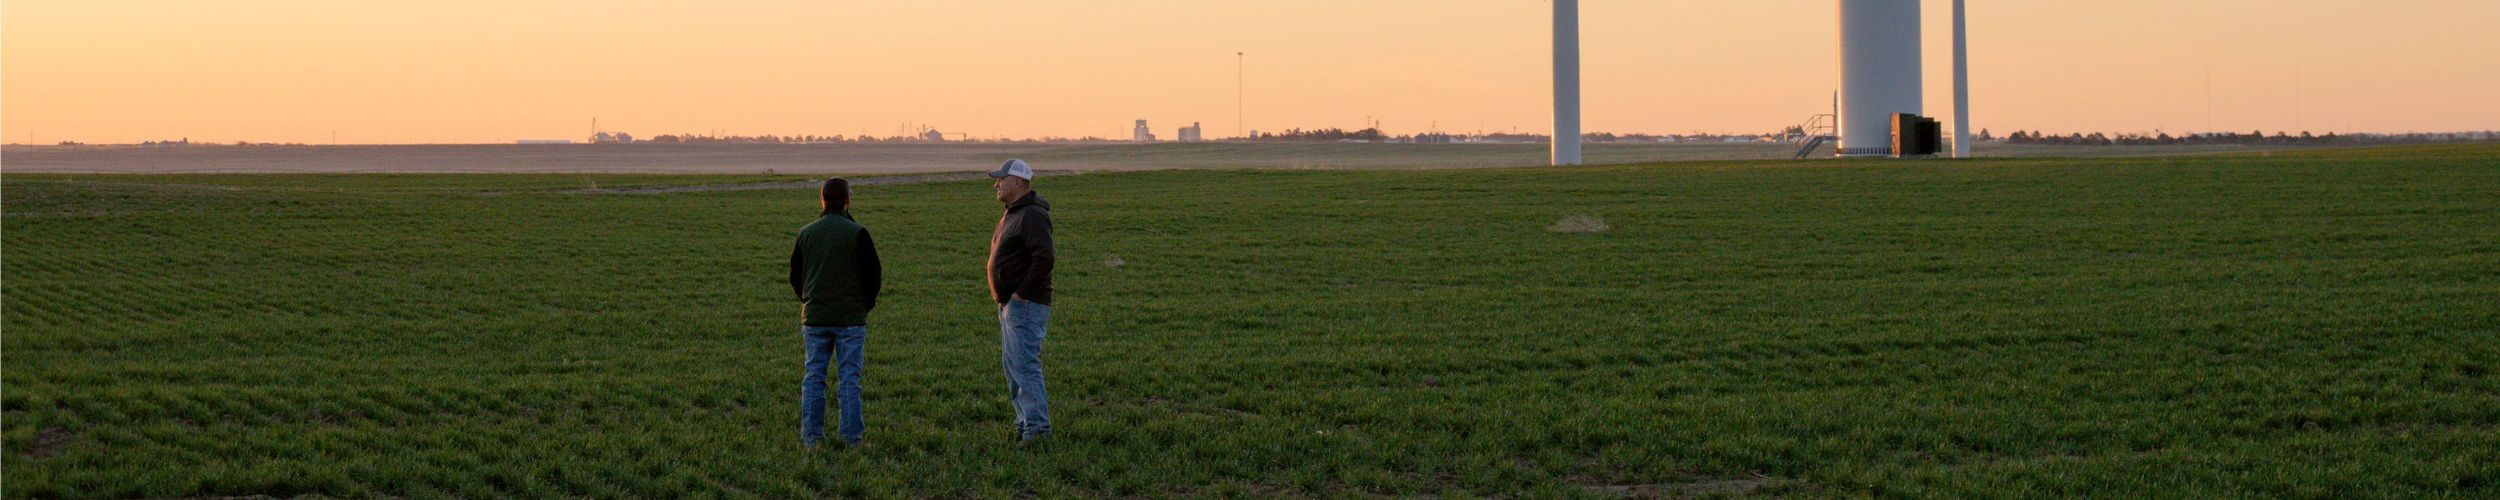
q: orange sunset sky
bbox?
[5,0,2496,144]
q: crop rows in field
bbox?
[5,145,2497,497]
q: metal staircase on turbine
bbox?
[1792,113,1837,159]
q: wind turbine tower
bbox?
[1951,0,1972,158]
[1551,0,1582,165]
[1836,0,1922,157]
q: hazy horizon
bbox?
[7,0,2496,145]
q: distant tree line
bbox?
[1999,129,2497,146]
[640,133,1122,144]
[1258,128,1748,144]
[1248,127,1387,142]
[647,134,862,144]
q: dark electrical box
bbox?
[1891,113,1942,157]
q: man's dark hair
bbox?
[820,177,850,216]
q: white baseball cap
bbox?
[988,159,1035,180]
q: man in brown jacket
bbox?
[987,158,1055,443]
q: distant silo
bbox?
[1837,0,1922,157]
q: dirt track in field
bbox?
[557,171,1013,194]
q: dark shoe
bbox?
[1016,432,1049,447]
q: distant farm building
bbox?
[1177,122,1203,142]
[591,131,634,143]
[1132,120,1156,142]
[922,129,946,142]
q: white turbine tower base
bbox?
[1551,0,1582,166]
[1837,0,1922,157]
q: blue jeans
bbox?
[1000,300,1052,438]
[799,325,866,445]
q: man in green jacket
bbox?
[789,177,881,448]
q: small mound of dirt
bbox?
[1547,214,1610,233]
[21,427,72,459]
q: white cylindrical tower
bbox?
[1551,0,1582,165]
[1951,0,1971,158]
[1837,0,1922,157]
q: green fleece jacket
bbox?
[788,211,881,326]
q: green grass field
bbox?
[5,145,2497,497]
